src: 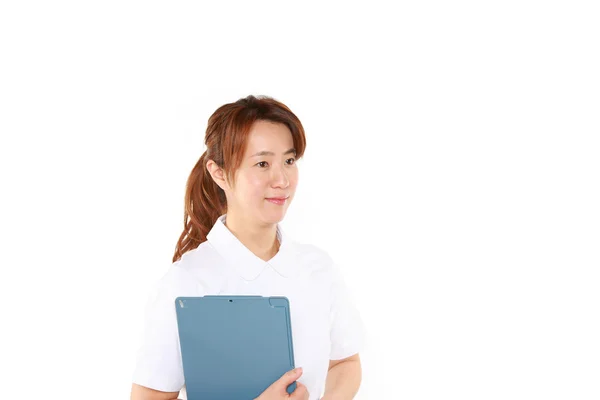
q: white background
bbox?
[1,1,599,399]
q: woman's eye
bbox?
[286,158,296,165]
[257,161,269,168]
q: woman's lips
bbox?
[266,197,288,205]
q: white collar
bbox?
[206,214,299,281]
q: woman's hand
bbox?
[255,367,310,400]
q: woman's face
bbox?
[226,120,299,226]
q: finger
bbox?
[290,382,308,399]
[276,367,303,389]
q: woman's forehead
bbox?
[245,121,294,153]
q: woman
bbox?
[130,95,365,400]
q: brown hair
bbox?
[172,95,307,262]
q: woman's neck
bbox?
[224,212,280,262]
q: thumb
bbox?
[276,367,303,389]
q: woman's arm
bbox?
[130,383,180,400]
[322,353,362,400]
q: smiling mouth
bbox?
[266,197,288,205]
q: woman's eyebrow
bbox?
[250,148,296,157]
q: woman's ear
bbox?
[206,159,230,191]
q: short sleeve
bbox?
[329,264,366,360]
[132,265,198,392]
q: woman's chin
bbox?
[260,208,287,224]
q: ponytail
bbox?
[172,152,226,262]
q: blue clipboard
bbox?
[175,295,297,400]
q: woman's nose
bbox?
[271,165,290,188]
